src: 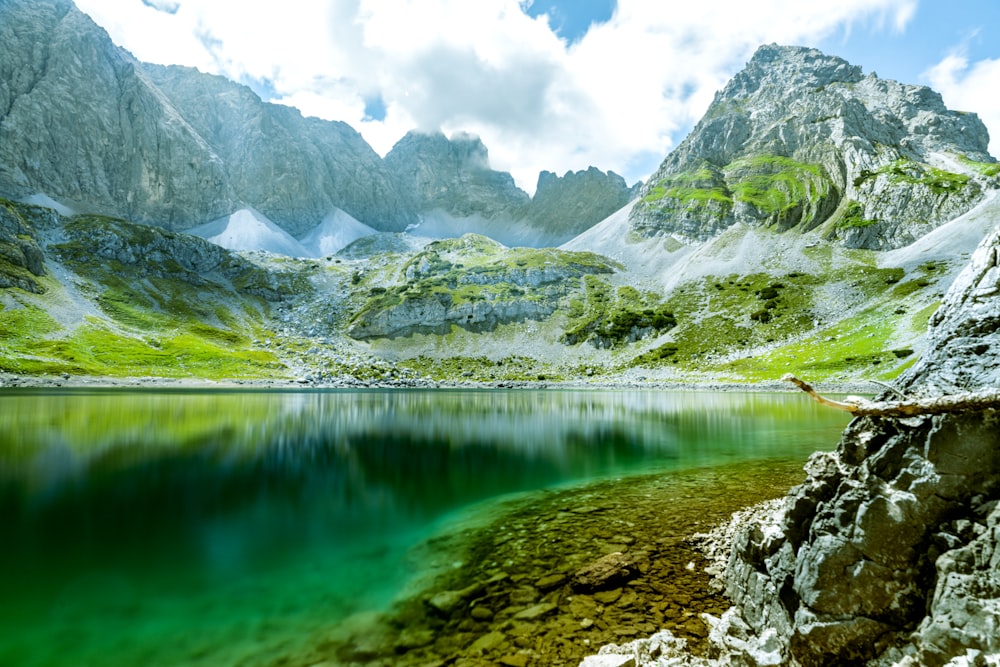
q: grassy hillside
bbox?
[0,196,983,386]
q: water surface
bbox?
[0,388,849,666]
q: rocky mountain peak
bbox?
[385,130,530,221]
[0,0,417,235]
[631,43,997,250]
[717,43,863,102]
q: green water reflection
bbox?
[0,388,849,667]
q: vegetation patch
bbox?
[959,155,1000,178]
[562,277,676,348]
[836,200,880,229]
[399,354,564,383]
[710,307,903,382]
[348,235,619,339]
[853,158,971,195]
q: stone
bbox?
[427,582,485,616]
[579,656,635,667]
[535,573,568,590]
[573,552,637,592]
[468,630,508,653]
[470,605,494,621]
[706,227,1000,666]
[513,602,558,621]
[498,654,529,667]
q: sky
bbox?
[73,0,1000,194]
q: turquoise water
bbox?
[0,388,849,666]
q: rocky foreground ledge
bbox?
[583,228,1000,667]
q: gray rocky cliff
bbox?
[385,131,637,244]
[0,0,416,234]
[52,214,300,302]
[385,130,530,220]
[142,65,415,236]
[0,199,49,293]
[719,226,1000,666]
[525,167,639,243]
[630,44,997,249]
[345,234,616,339]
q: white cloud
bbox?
[924,51,1000,158]
[74,0,920,192]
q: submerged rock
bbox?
[573,552,637,592]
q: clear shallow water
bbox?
[0,388,850,667]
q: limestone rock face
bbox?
[142,64,415,236]
[0,201,49,293]
[385,130,530,221]
[385,132,636,245]
[525,168,639,243]
[722,227,1000,666]
[630,44,996,249]
[0,0,416,234]
[346,234,616,339]
[53,215,297,301]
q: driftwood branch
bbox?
[782,374,1000,417]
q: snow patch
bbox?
[189,208,315,258]
[298,208,377,257]
[19,193,75,216]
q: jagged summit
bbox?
[385,130,530,221]
[631,43,997,250]
[719,44,863,102]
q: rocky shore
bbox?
[0,370,874,396]
[317,459,815,667]
[581,227,1000,666]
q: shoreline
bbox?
[0,371,876,395]
[321,458,814,666]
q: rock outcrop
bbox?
[719,226,1000,666]
[0,0,415,234]
[346,234,617,339]
[577,228,1000,667]
[630,44,997,249]
[0,200,49,293]
[53,214,301,302]
[385,132,638,246]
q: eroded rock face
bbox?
[630,44,996,249]
[722,227,1000,666]
[0,201,48,293]
[0,0,416,235]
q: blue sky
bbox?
[75,0,1000,192]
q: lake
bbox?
[0,388,850,666]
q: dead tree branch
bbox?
[782,374,1000,417]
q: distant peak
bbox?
[720,43,864,101]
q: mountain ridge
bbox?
[0,0,632,249]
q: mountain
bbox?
[2,41,999,391]
[629,44,996,250]
[385,130,638,246]
[525,167,639,240]
[0,0,415,234]
[0,0,634,251]
[385,130,530,222]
